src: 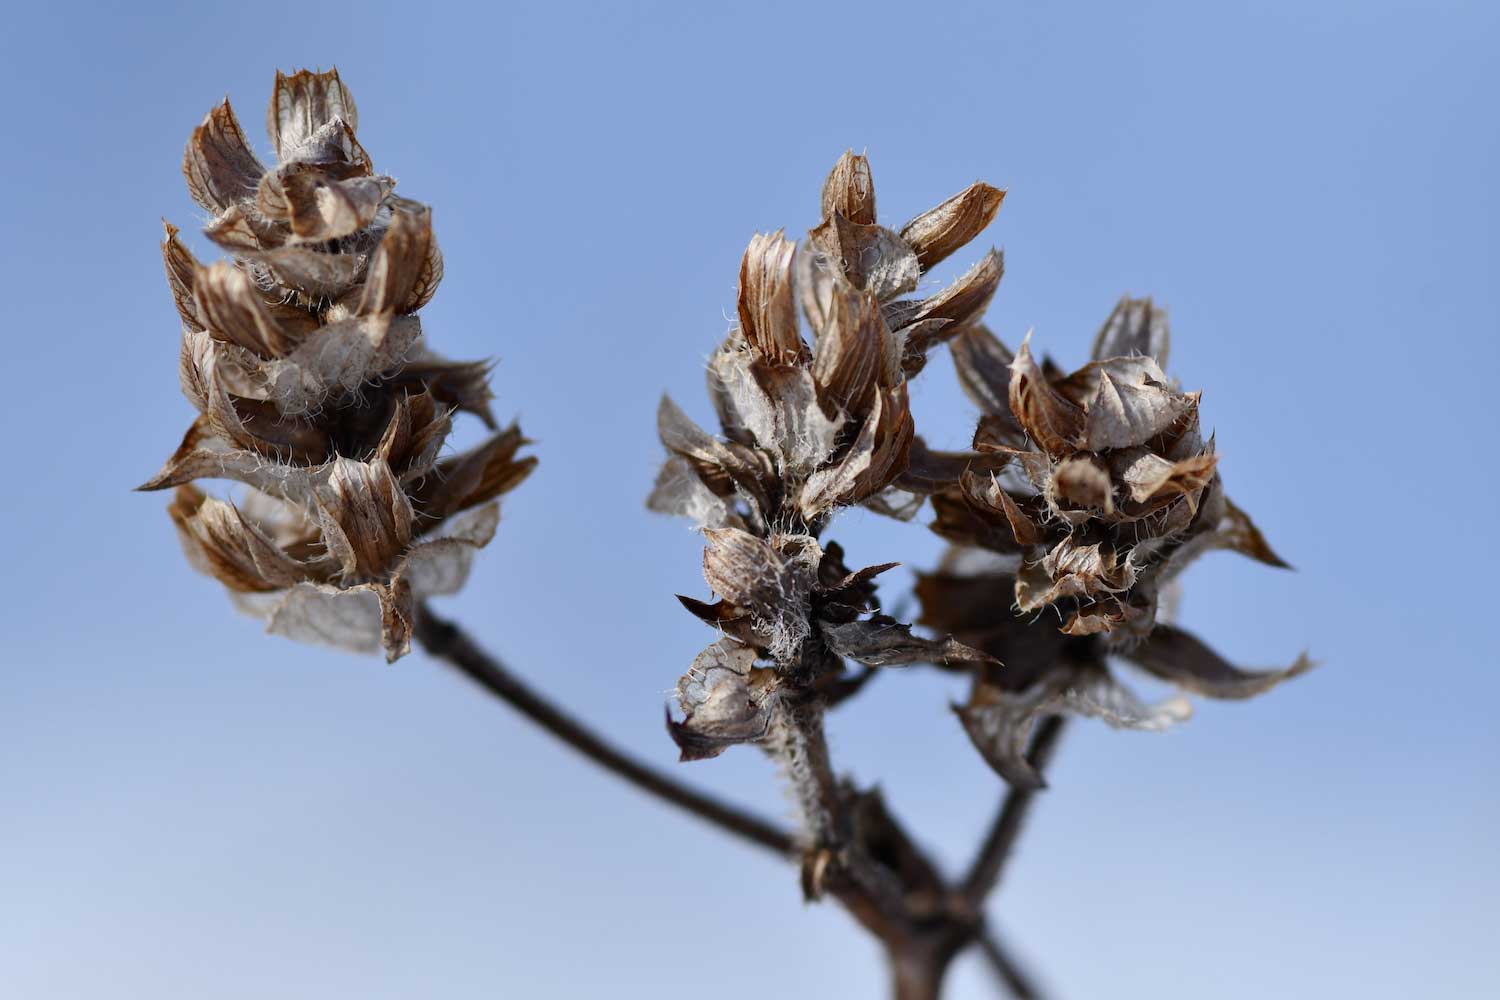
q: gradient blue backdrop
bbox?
[3,2,1496,997]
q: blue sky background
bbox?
[2,2,1496,997]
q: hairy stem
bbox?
[961,715,1067,905]
[414,604,796,858]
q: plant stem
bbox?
[413,604,796,858]
[961,715,1067,905]
[976,928,1045,1000]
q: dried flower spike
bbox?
[140,69,534,661]
[650,152,1003,759]
[916,298,1310,786]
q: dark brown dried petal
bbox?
[314,458,413,580]
[193,261,300,357]
[168,485,312,593]
[898,181,1005,272]
[1008,336,1086,455]
[962,471,1047,545]
[821,150,877,226]
[377,390,450,482]
[1124,625,1314,699]
[182,99,265,215]
[811,283,884,418]
[356,200,441,315]
[390,354,494,427]
[409,425,535,526]
[898,248,1003,331]
[162,222,204,332]
[738,231,804,366]
[1218,496,1292,568]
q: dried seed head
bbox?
[649,153,1005,539]
[922,298,1289,644]
[655,154,1003,756]
[912,297,1310,786]
[141,69,534,661]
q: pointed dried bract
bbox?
[142,69,534,661]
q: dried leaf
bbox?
[1217,496,1292,568]
[821,615,996,668]
[1125,625,1314,699]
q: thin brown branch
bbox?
[976,927,1046,1000]
[960,715,1067,905]
[413,604,796,858]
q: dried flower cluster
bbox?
[649,152,1008,766]
[140,69,533,661]
[652,159,1310,798]
[917,301,1311,786]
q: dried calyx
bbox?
[651,152,1005,761]
[917,298,1311,786]
[141,69,534,661]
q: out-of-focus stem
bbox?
[414,604,796,858]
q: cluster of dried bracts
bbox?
[141,69,533,661]
[653,154,1309,791]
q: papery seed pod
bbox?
[141,69,534,661]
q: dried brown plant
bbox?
[140,73,1310,1000]
[912,304,1313,787]
[140,69,533,661]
